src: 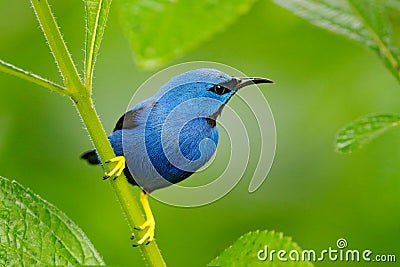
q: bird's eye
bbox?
[209,85,230,95]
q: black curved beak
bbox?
[235,77,274,91]
[221,77,274,91]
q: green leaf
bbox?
[0,177,105,266]
[348,0,400,80]
[118,0,259,70]
[84,0,112,89]
[387,0,400,11]
[274,0,400,81]
[335,113,400,153]
[209,230,313,267]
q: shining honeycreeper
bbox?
[81,68,272,246]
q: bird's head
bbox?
[152,68,273,121]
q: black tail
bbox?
[81,149,100,164]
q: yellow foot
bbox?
[132,217,155,247]
[103,156,125,180]
[132,191,156,247]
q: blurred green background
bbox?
[0,0,399,266]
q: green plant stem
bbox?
[29,0,167,266]
[73,95,167,267]
[0,59,68,95]
[31,0,84,94]
[84,0,103,92]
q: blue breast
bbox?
[145,117,218,184]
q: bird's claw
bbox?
[103,156,125,180]
[132,218,155,247]
[132,191,155,247]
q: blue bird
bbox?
[81,68,272,246]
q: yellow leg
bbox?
[103,156,126,180]
[132,191,155,247]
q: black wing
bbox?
[113,107,144,132]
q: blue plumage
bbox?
[82,68,272,192]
